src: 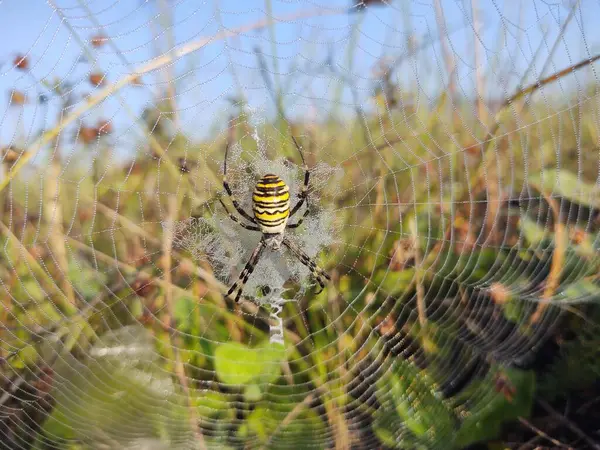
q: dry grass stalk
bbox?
[42,103,76,309]
[529,185,565,325]
[161,194,206,448]
[471,0,486,125]
[0,221,74,315]
[433,0,456,103]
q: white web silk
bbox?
[0,1,599,449]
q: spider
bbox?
[218,134,331,302]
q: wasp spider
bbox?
[218,135,331,302]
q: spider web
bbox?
[164,127,343,306]
[1,1,600,449]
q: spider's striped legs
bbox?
[287,198,310,229]
[282,237,330,293]
[218,198,260,231]
[223,138,257,224]
[289,135,310,219]
[227,239,266,302]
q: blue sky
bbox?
[0,0,598,156]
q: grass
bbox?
[1,3,600,449]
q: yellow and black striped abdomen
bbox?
[252,174,290,233]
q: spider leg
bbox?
[282,237,330,292]
[223,137,257,224]
[218,198,260,231]
[226,239,266,302]
[286,198,310,229]
[288,135,310,219]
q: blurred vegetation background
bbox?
[1,1,600,449]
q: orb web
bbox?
[165,126,343,307]
[0,1,599,449]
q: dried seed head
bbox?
[489,282,510,305]
[132,275,156,298]
[178,157,197,174]
[29,245,47,260]
[131,75,143,86]
[569,227,587,245]
[9,89,27,106]
[13,54,29,71]
[96,119,113,136]
[389,238,416,271]
[2,146,23,164]
[379,315,397,335]
[78,126,98,145]
[90,34,108,48]
[78,207,94,222]
[89,72,105,87]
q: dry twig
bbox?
[538,399,600,450]
[518,417,571,449]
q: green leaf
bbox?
[21,278,44,302]
[520,216,548,245]
[130,297,143,319]
[9,344,38,369]
[39,408,76,441]
[62,316,94,353]
[240,406,327,447]
[455,368,535,447]
[68,260,106,299]
[244,384,262,402]
[243,407,269,441]
[194,391,231,419]
[503,298,526,323]
[562,279,600,301]
[372,268,415,296]
[373,421,397,447]
[35,300,63,324]
[214,341,283,385]
[174,296,196,333]
[41,357,193,446]
[375,360,457,447]
[530,169,600,208]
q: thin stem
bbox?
[265,0,283,118]
[538,399,600,449]
[517,417,571,449]
[471,0,486,124]
[0,221,76,315]
[434,0,456,103]
[528,183,566,325]
[331,12,364,119]
[158,0,179,128]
